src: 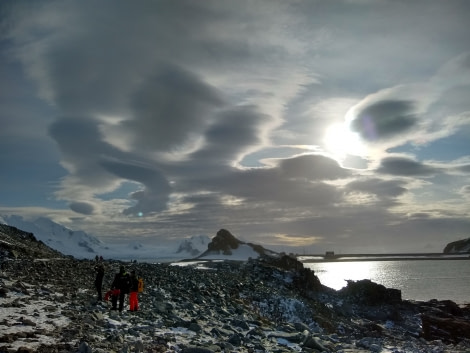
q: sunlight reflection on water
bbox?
[303,260,470,304]
[306,261,378,290]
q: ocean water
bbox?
[302,259,470,304]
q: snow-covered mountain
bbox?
[197,228,279,261]
[176,234,211,256]
[0,215,210,261]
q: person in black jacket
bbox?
[110,265,130,312]
[94,260,105,302]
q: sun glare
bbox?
[323,123,366,159]
[307,261,377,290]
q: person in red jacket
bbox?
[129,270,139,311]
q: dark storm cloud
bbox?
[376,157,439,176]
[124,65,225,152]
[69,201,94,215]
[350,100,418,142]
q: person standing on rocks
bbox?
[94,258,105,302]
[111,265,131,312]
[128,270,139,311]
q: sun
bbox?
[323,123,366,159]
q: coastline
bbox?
[2,256,470,352]
[302,257,470,305]
[297,253,470,262]
[2,222,470,352]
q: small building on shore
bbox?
[325,251,335,259]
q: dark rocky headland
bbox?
[1,224,470,353]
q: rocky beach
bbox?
[2,224,470,353]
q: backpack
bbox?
[138,278,144,293]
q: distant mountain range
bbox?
[0,215,276,262]
[0,215,210,261]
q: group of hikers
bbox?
[93,256,143,312]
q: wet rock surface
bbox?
[1,225,470,353]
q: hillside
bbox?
[444,238,470,253]
[0,224,66,260]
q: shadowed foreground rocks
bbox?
[2,224,470,353]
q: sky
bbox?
[1,0,469,254]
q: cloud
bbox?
[460,185,470,197]
[376,156,440,176]
[456,163,470,174]
[341,52,470,162]
[278,154,352,181]
[122,65,226,153]
[178,154,351,212]
[99,158,171,215]
[49,116,172,215]
[69,201,95,215]
[48,117,123,195]
[190,105,270,166]
[350,100,418,142]
[346,178,408,199]
[433,51,470,90]
[1,0,470,254]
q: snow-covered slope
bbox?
[0,215,210,261]
[0,215,109,258]
[199,243,264,261]
[176,234,211,256]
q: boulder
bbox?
[422,314,470,343]
[339,279,402,304]
[302,335,329,351]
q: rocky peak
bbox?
[200,229,278,259]
[207,229,242,255]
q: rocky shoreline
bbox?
[2,225,470,353]
[1,255,470,353]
